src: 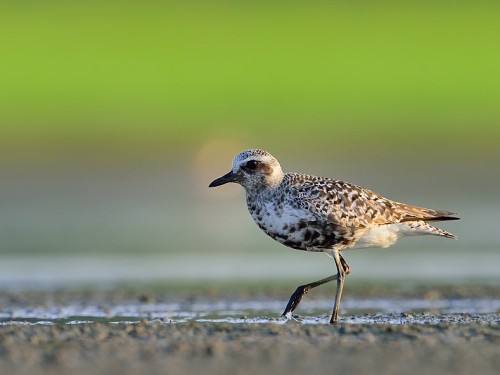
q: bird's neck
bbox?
[245,176,284,201]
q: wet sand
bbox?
[0,284,499,375]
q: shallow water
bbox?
[1,298,499,326]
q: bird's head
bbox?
[209,149,284,192]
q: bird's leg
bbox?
[282,274,338,317]
[282,253,351,321]
[330,251,349,324]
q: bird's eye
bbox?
[246,160,259,170]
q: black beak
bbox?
[209,171,237,187]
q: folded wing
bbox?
[290,174,459,228]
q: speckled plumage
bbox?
[246,172,457,254]
[209,149,459,323]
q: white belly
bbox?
[349,222,431,250]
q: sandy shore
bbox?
[0,284,498,375]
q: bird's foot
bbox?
[282,285,310,316]
[329,316,339,325]
[282,312,304,323]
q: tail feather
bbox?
[393,203,459,239]
[396,204,460,223]
[424,215,460,222]
[401,221,457,239]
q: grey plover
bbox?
[209,149,459,324]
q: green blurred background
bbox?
[0,1,499,287]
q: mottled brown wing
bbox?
[289,174,402,228]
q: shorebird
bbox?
[209,149,459,324]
